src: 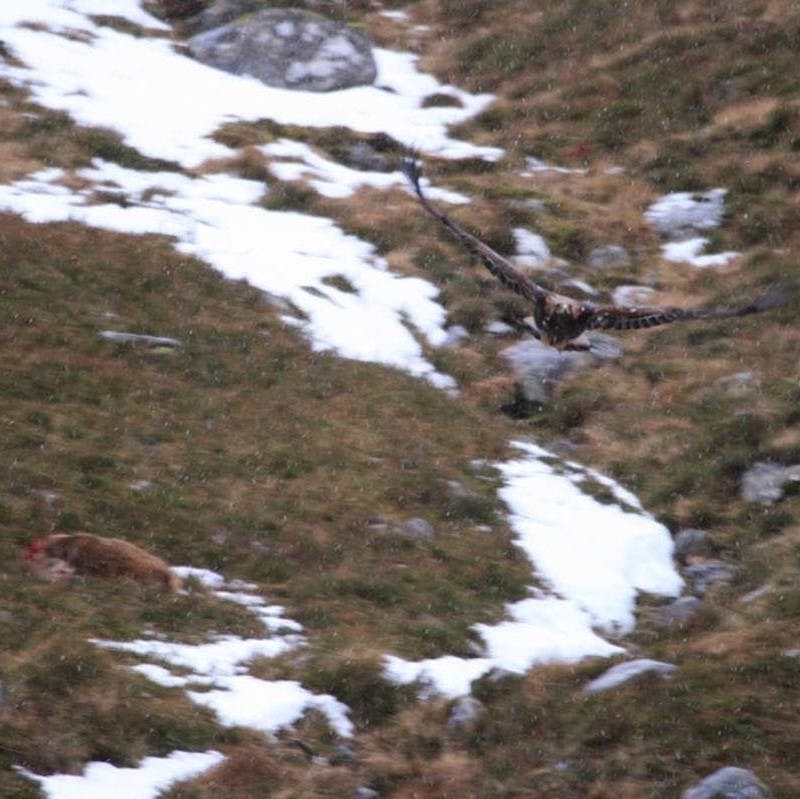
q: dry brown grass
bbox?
[2,2,800,797]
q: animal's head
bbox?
[25,538,47,560]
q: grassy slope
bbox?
[2,1,800,797]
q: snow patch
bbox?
[261,138,470,203]
[662,237,739,268]
[96,567,354,737]
[18,750,224,799]
[0,161,456,388]
[0,2,501,167]
[385,441,682,696]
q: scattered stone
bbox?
[740,461,800,505]
[485,320,514,336]
[587,244,631,269]
[366,518,390,534]
[560,277,598,297]
[683,560,734,595]
[674,528,709,560]
[211,529,229,545]
[441,324,469,347]
[612,285,655,307]
[99,330,182,348]
[584,658,677,693]
[329,743,356,766]
[187,9,377,92]
[784,649,800,658]
[445,480,473,499]
[653,596,702,628]
[739,585,773,604]
[341,141,391,172]
[714,371,761,396]
[447,696,485,731]
[586,332,624,361]
[400,517,435,541]
[353,788,380,799]
[128,479,153,492]
[681,766,773,799]
[501,339,590,403]
[33,489,60,505]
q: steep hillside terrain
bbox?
[1,1,799,798]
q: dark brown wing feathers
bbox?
[401,157,547,305]
[403,154,788,345]
[587,284,788,332]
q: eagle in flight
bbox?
[402,156,785,351]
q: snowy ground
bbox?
[3,2,685,795]
[385,442,682,696]
[646,189,740,267]
[18,751,226,799]
[0,0,499,390]
[95,567,353,738]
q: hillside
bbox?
[1,1,799,798]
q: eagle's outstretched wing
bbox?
[587,285,788,331]
[401,156,549,306]
[403,154,788,349]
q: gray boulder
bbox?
[674,528,709,560]
[682,767,772,799]
[740,462,800,505]
[446,696,485,731]
[400,517,435,541]
[187,9,377,92]
[501,339,590,403]
[683,560,734,596]
[653,596,702,628]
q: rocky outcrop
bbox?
[187,9,377,92]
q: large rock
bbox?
[501,334,621,403]
[682,767,772,799]
[501,339,590,403]
[187,9,377,92]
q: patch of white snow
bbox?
[18,750,224,799]
[384,441,682,696]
